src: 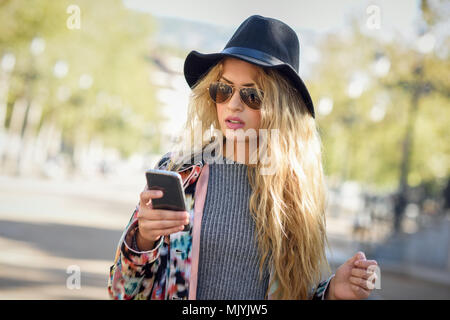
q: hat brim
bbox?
[183,50,315,118]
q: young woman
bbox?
[108,15,378,300]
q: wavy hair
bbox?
[166,58,330,299]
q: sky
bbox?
[123,0,421,39]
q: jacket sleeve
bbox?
[267,274,335,300]
[107,203,166,300]
[310,274,335,300]
[107,152,173,300]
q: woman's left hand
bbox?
[326,251,378,300]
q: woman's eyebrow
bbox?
[220,76,255,87]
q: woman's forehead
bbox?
[221,57,261,83]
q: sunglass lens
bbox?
[209,82,232,103]
[241,88,263,109]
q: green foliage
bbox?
[311,26,450,191]
[0,0,162,158]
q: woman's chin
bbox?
[222,128,258,141]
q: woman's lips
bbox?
[225,119,245,129]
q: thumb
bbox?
[348,251,366,265]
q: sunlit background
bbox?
[0,0,449,299]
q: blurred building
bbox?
[147,53,190,145]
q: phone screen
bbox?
[145,169,190,231]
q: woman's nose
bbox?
[227,89,244,111]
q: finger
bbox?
[137,208,189,222]
[355,259,378,269]
[143,209,189,221]
[350,284,370,298]
[349,276,373,291]
[139,219,188,230]
[140,190,164,205]
[157,225,186,235]
[351,267,376,280]
[347,251,366,265]
[145,225,186,238]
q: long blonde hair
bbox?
[167,59,330,299]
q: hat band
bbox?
[222,47,285,67]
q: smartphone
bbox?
[145,169,190,231]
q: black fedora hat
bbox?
[183,15,315,118]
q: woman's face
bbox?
[215,57,262,141]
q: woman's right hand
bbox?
[136,189,189,250]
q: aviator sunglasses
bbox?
[207,81,264,110]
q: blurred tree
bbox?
[310,4,450,203]
[0,0,167,174]
[386,0,450,232]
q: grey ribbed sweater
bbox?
[196,157,270,300]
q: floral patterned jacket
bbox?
[108,152,333,300]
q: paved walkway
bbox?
[0,175,449,299]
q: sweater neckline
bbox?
[215,155,248,166]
